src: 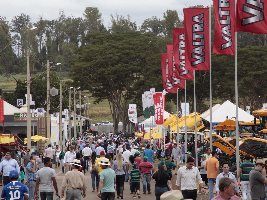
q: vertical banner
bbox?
[237,0,267,34]
[173,28,194,80]
[213,0,235,55]
[0,99,4,123]
[128,104,137,123]
[142,89,155,119]
[184,8,210,70]
[153,92,165,125]
[167,44,185,88]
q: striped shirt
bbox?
[240,161,254,181]
[130,169,141,183]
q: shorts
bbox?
[131,182,140,192]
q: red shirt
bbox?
[139,161,153,174]
[134,157,142,168]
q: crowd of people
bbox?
[0,132,266,200]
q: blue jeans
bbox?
[155,186,169,200]
[40,192,53,200]
[142,174,151,193]
[27,181,36,200]
[208,178,216,200]
[91,173,99,191]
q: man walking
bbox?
[249,159,267,200]
[82,144,92,172]
[0,152,20,186]
[26,155,37,200]
[139,157,153,194]
[61,159,87,200]
[176,156,204,200]
[98,158,116,200]
[35,157,59,200]
[64,146,76,172]
[206,151,219,200]
[171,143,181,167]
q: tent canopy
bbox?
[202,100,254,123]
[3,101,21,115]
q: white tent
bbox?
[140,111,170,131]
[201,104,221,120]
[3,101,21,115]
[203,100,254,123]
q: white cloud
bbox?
[0,0,212,25]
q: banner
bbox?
[167,44,185,87]
[184,8,210,70]
[128,104,137,123]
[173,28,194,80]
[0,99,4,123]
[153,92,165,125]
[142,89,155,119]
[213,0,235,55]
[161,53,183,94]
[237,0,267,34]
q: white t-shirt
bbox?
[82,147,92,157]
[96,146,105,156]
[45,147,55,159]
[64,151,76,163]
[122,150,132,163]
[36,167,56,192]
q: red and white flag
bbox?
[173,28,194,80]
[237,0,267,34]
[167,44,185,88]
[184,8,210,71]
[153,92,165,125]
[213,0,235,55]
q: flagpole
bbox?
[176,87,179,145]
[194,70,198,165]
[235,0,240,178]
[209,6,213,150]
[184,80,187,163]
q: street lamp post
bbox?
[26,50,31,150]
[68,87,73,139]
[79,90,82,136]
[46,60,51,142]
[73,88,77,139]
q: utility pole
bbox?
[73,88,77,139]
[68,87,72,140]
[26,50,31,150]
[59,79,63,148]
[79,90,82,136]
[46,60,51,142]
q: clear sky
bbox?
[0,0,212,26]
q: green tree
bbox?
[72,32,163,133]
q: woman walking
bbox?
[113,153,126,199]
[152,163,172,200]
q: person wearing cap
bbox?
[249,159,267,200]
[152,163,172,200]
[61,159,87,200]
[139,157,153,194]
[206,150,220,200]
[34,157,58,200]
[212,177,241,200]
[1,170,29,200]
[0,152,20,186]
[98,158,116,200]
[176,156,204,200]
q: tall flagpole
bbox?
[176,88,180,145]
[184,80,188,163]
[194,70,198,165]
[235,0,240,178]
[209,6,213,150]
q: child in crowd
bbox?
[130,164,141,199]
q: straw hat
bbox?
[160,190,183,200]
[100,158,110,166]
[71,159,82,167]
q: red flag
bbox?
[173,28,194,80]
[0,99,4,123]
[184,8,210,71]
[161,53,184,94]
[213,0,235,55]
[153,92,165,125]
[237,0,267,34]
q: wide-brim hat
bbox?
[71,159,82,167]
[160,190,183,200]
[256,159,264,165]
[100,158,110,166]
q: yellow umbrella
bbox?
[152,132,163,139]
[144,133,151,140]
[163,114,177,126]
[0,134,15,144]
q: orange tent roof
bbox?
[214,119,236,131]
[253,109,267,117]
